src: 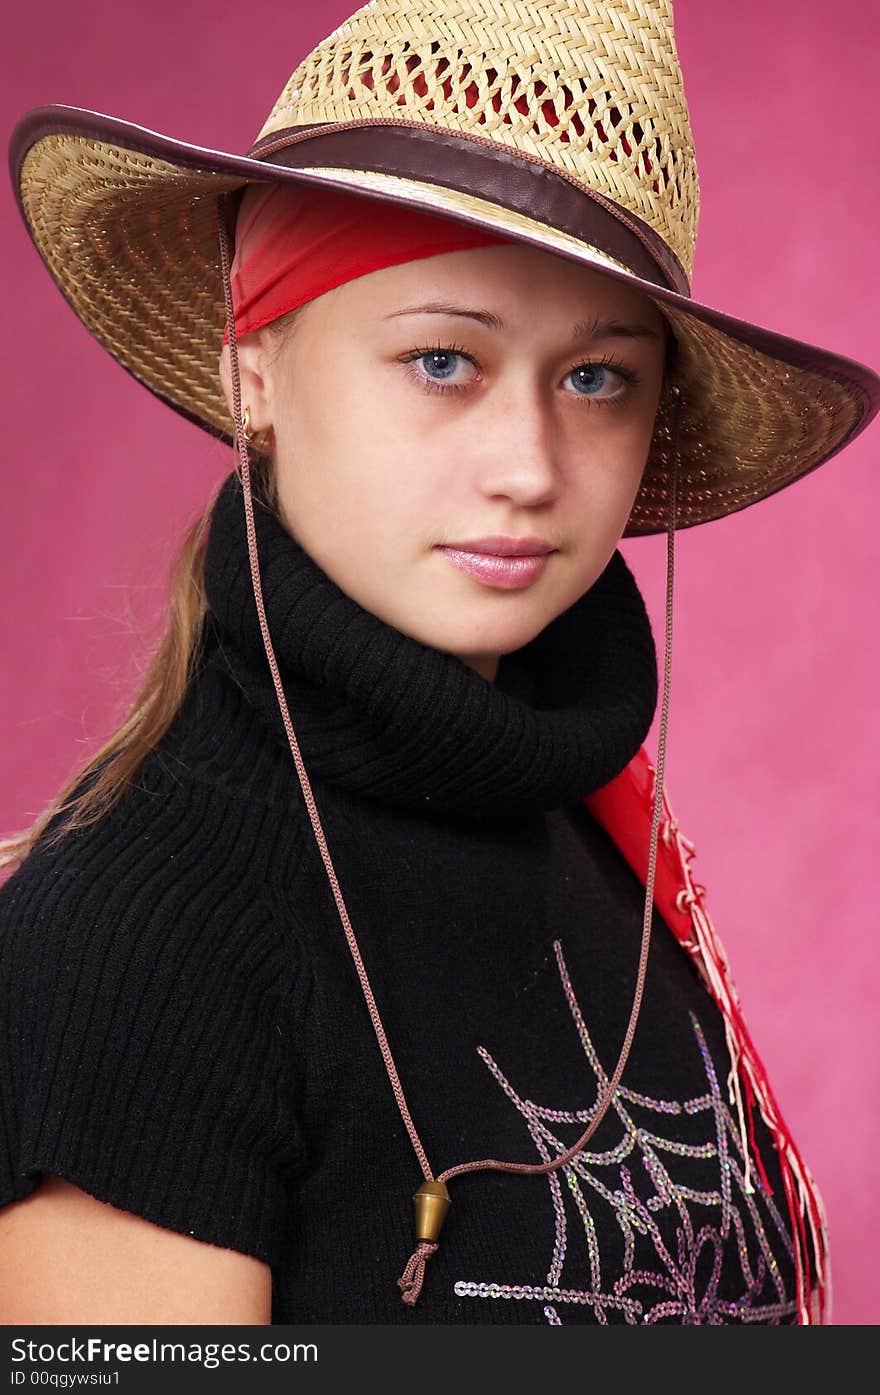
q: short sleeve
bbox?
[0,776,308,1272]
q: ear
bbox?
[217,332,274,435]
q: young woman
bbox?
[1,0,877,1326]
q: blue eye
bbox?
[401,342,639,405]
[570,363,616,396]
[400,345,474,396]
[418,350,461,382]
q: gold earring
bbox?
[241,406,272,453]
[239,405,275,459]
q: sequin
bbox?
[453,939,799,1325]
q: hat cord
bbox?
[216,194,682,1310]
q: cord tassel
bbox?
[398,1241,439,1306]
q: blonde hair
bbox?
[0,456,280,876]
[0,313,297,876]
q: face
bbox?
[219,242,668,683]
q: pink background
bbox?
[2,1,878,1323]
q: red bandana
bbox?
[223,179,513,341]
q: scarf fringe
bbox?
[650,761,830,1325]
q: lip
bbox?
[442,535,556,556]
[435,542,556,590]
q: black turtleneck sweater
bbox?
[0,472,804,1324]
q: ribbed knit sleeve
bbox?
[0,768,308,1272]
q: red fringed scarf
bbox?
[584,746,829,1325]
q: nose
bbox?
[475,379,565,506]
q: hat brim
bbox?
[10,103,880,535]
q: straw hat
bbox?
[9,0,879,534]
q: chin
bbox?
[389,576,558,656]
[434,614,550,660]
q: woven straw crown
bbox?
[10,0,879,535]
[254,0,699,284]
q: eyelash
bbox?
[400,340,640,406]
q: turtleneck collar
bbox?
[201,470,658,820]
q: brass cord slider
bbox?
[413,1179,452,1243]
[397,1180,452,1307]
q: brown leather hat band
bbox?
[249,121,690,297]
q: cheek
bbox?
[579,419,654,508]
[279,429,437,565]
[608,403,660,500]
[558,422,655,582]
[289,382,450,539]
[286,347,406,468]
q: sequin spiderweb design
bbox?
[452,940,798,1324]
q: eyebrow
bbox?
[383,301,663,342]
